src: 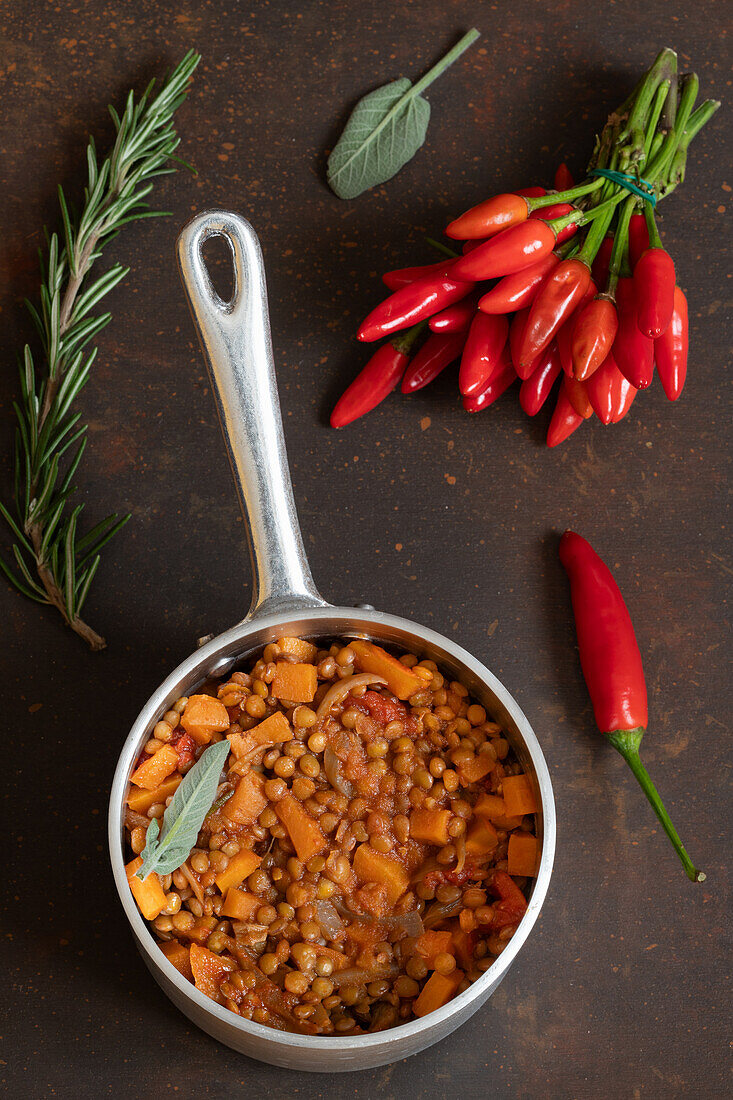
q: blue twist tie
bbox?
[589,168,657,207]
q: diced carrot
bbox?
[415,930,453,966]
[270,662,318,703]
[221,887,262,920]
[353,843,409,905]
[507,833,540,877]
[130,745,179,791]
[465,817,499,857]
[228,711,292,758]
[349,639,424,700]
[409,808,451,847]
[274,795,327,862]
[473,793,524,830]
[501,774,538,817]
[413,968,464,1017]
[189,943,237,1001]
[180,694,231,745]
[278,636,318,662]
[457,753,494,785]
[125,857,167,921]
[160,940,193,980]
[126,774,182,812]
[214,848,262,894]
[222,771,268,826]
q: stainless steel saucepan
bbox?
[108,210,556,1072]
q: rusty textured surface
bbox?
[0,1,730,1097]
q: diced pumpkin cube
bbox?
[275,795,327,862]
[414,930,453,966]
[189,943,237,1001]
[228,711,292,758]
[160,940,193,980]
[126,773,182,812]
[413,968,464,1018]
[214,848,262,894]
[180,694,230,745]
[451,927,476,970]
[278,636,318,662]
[409,808,451,847]
[222,771,267,826]
[465,817,499,858]
[130,745,179,791]
[349,639,424,700]
[126,857,167,921]
[457,752,494,785]
[270,662,318,703]
[353,844,409,905]
[507,833,540,877]
[501,774,538,817]
[473,793,523,830]
[221,887,262,921]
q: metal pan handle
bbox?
[177,210,328,621]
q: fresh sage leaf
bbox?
[136,737,231,880]
[327,28,479,200]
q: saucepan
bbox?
[108,210,556,1072]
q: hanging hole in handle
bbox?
[200,232,236,306]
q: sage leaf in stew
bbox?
[136,738,231,880]
[327,28,479,200]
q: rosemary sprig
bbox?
[0,50,200,649]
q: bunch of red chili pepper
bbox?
[331,50,719,443]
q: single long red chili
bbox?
[557,280,597,376]
[628,213,650,269]
[611,375,637,422]
[357,269,473,342]
[459,312,510,396]
[571,296,619,380]
[331,326,422,427]
[559,530,704,883]
[612,277,655,388]
[554,163,574,191]
[446,192,530,241]
[547,385,584,447]
[478,252,559,314]
[509,308,541,381]
[655,286,688,401]
[519,343,562,416]
[401,330,466,393]
[634,246,676,338]
[429,294,478,333]
[462,353,516,411]
[382,259,452,291]
[562,374,593,419]
[451,220,557,282]
[517,258,592,370]
[585,354,631,425]
[591,235,614,289]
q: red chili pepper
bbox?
[585,354,631,425]
[628,213,650,269]
[612,277,655,388]
[559,530,704,883]
[611,376,637,422]
[451,220,557,282]
[571,296,619,380]
[553,163,575,191]
[429,294,478,333]
[519,343,562,416]
[562,374,593,419]
[547,385,584,447]
[446,192,530,241]
[509,308,540,381]
[530,202,577,244]
[459,312,510,396]
[515,186,547,198]
[382,259,452,291]
[401,330,466,393]
[357,269,473,343]
[556,313,575,376]
[634,247,676,338]
[331,332,416,427]
[591,235,614,289]
[655,286,688,401]
[462,353,516,412]
[478,252,559,314]
[517,258,592,370]
[461,238,485,254]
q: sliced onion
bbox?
[330,963,399,988]
[315,898,345,940]
[454,833,467,876]
[333,900,372,924]
[422,898,462,928]
[323,746,355,798]
[395,910,425,938]
[315,673,387,719]
[180,860,205,904]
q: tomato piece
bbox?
[170,730,197,768]
[360,690,408,725]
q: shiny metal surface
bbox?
[108,212,555,1072]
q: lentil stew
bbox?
[124,636,540,1035]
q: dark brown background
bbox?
[0,1,730,1097]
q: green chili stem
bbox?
[643,201,663,249]
[391,321,428,355]
[424,236,459,259]
[607,729,705,884]
[528,179,604,209]
[607,197,636,292]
